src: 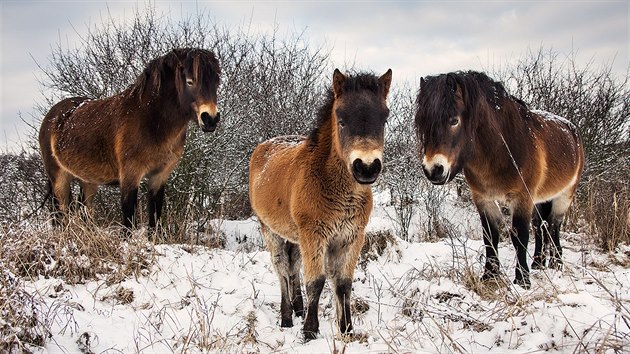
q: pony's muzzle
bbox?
[200,111,220,132]
[423,163,448,185]
[352,158,382,184]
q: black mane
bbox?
[414,70,529,142]
[130,48,220,99]
[308,72,384,146]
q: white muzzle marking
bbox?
[349,149,383,166]
[422,153,451,172]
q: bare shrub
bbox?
[381,84,452,242]
[582,158,630,250]
[0,152,47,224]
[0,264,50,352]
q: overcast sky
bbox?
[1,0,628,152]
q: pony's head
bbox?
[331,69,392,184]
[414,72,483,185]
[173,48,222,132]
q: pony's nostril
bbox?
[352,159,363,173]
[371,159,382,175]
[201,111,211,124]
[214,111,220,123]
[434,164,444,178]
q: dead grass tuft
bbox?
[359,230,401,269]
[0,217,156,285]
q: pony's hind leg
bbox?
[78,182,99,222]
[260,224,297,327]
[546,215,564,270]
[547,196,573,270]
[532,201,553,269]
[511,203,534,289]
[49,170,73,227]
[147,185,165,229]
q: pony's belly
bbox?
[53,145,118,184]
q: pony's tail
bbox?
[22,181,52,221]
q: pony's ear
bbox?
[332,69,346,98]
[379,69,393,99]
[420,77,426,87]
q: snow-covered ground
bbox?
[21,190,630,353]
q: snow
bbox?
[18,188,630,353]
[532,109,579,136]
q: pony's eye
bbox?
[186,79,194,87]
[449,117,460,126]
[338,119,345,128]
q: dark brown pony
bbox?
[249,69,392,339]
[414,71,584,289]
[39,48,221,230]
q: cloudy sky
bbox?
[1,0,628,152]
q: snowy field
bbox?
[15,190,630,353]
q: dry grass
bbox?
[0,217,156,285]
[0,216,157,351]
[359,230,402,269]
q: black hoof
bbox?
[531,258,545,270]
[302,329,318,341]
[481,270,500,282]
[513,276,531,289]
[294,308,305,318]
[280,319,294,328]
[548,258,563,270]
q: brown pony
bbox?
[249,69,392,340]
[414,71,584,289]
[39,48,221,230]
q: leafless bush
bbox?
[380,84,450,242]
[0,152,47,224]
[581,158,630,250]
[0,264,50,352]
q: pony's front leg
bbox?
[120,179,140,231]
[328,233,364,336]
[475,200,503,281]
[148,185,165,229]
[300,235,326,341]
[148,166,177,230]
[512,207,533,289]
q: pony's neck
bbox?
[309,115,356,188]
[465,105,531,181]
[135,82,192,140]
